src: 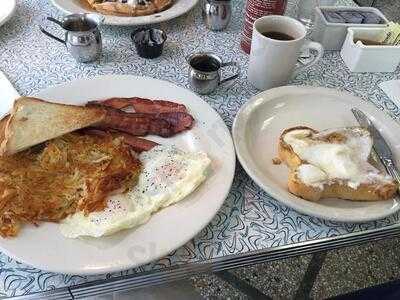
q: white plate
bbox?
[51,0,198,26]
[233,86,400,223]
[0,75,235,275]
[0,0,16,27]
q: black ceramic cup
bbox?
[131,28,167,59]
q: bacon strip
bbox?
[98,109,172,137]
[156,112,195,133]
[82,129,159,153]
[114,132,159,153]
[88,97,188,114]
[96,108,194,138]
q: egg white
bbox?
[59,145,211,238]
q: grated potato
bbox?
[0,133,141,237]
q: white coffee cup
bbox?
[248,15,324,90]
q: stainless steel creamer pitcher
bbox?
[202,0,232,31]
[187,52,240,95]
[40,13,104,63]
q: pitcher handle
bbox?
[219,61,240,85]
[39,17,65,45]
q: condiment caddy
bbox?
[313,6,388,50]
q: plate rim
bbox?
[0,75,236,275]
[0,0,16,27]
[232,85,400,223]
[50,0,199,26]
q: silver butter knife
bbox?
[0,70,20,118]
[351,107,400,185]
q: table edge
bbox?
[11,221,400,299]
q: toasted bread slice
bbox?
[278,126,397,202]
[0,97,106,155]
[286,169,396,202]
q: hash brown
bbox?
[0,133,141,237]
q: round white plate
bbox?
[0,0,16,27]
[0,75,235,275]
[233,86,400,223]
[51,0,198,26]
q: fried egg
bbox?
[284,127,393,189]
[59,145,211,238]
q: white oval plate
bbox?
[0,75,235,275]
[233,86,400,223]
[51,0,198,26]
[0,0,16,27]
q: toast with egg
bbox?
[0,97,106,156]
[278,126,397,202]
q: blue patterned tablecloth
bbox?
[0,0,400,297]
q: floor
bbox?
[91,1,400,299]
[186,237,400,299]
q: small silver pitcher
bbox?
[40,14,104,63]
[202,0,232,31]
[187,52,240,95]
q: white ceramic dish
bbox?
[0,0,16,27]
[0,75,235,275]
[233,86,400,223]
[319,0,337,5]
[51,0,199,26]
[313,6,388,51]
[341,27,400,73]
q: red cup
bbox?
[241,0,288,53]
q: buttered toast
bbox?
[0,97,106,156]
[278,126,397,202]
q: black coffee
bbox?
[191,56,220,72]
[261,31,294,41]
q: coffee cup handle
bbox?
[293,41,324,76]
[220,61,240,85]
[39,17,66,45]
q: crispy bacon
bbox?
[83,128,159,153]
[96,108,194,138]
[88,97,188,114]
[117,133,159,153]
[156,112,195,133]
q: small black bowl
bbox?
[131,28,167,59]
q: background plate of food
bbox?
[0,0,16,27]
[0,75,235,275]
[51,0,199,26]
[233,86,400,223]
